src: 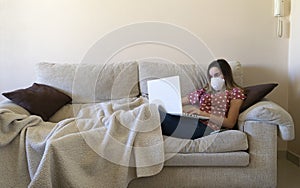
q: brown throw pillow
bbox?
[2,83,72,121]
[240,83,278,113]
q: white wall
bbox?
[0,0,291,149]
[288,0,300,156]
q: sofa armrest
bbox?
[238,100,295,141]
[0,100,30,116]
[242,121,277,186]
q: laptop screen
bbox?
[147,76,182,114]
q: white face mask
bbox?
[211,77,225,91]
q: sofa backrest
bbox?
[35,61,140,103]
[138,60,207,97]
[35,60,243,104]
[228,61,243,86]
[138,60,243,97]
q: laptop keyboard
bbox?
[182,112,209,120]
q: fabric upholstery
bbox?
[138,61,207,96]
[52,103,249,153]
[163,130,248,153]
[35,62,139,103]
[164,152,249,167]
[239,100,294,140]
[0,60,294,188]
[138,60,243,97]
[228,61,243,86]
[48,104,76,123]
[129,123,278,188]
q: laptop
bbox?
[147,76,209,120]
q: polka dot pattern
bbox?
[188,87,246,118]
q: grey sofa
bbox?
[0,60,295,188]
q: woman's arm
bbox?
[184,99,244,129]
[217,99,243,128]
[182,89,204,106]
[181,96,190,105]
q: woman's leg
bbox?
[159,109,213,139]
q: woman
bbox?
[159,59,246,139]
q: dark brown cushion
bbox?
[240,83,278,113]
[2,83,72,121]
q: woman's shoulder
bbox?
[198,88,207,92]
[188,88,207,98]
[191,88,207,94]
[231,87,244,93]
[230,87,246,99]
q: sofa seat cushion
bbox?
[50,105,248,153]
[164,152,249,167]
[163,130,248,153]
[48,104,74,122]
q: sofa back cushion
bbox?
[138,61,208,97]
[138,60,243,97]
[228,61,243,86]
[35,62,139,103]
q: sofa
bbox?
[0,60,295,188]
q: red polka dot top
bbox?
[188,87,246,117]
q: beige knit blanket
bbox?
[0,97,164,188]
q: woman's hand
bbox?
[184,107,210,117]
